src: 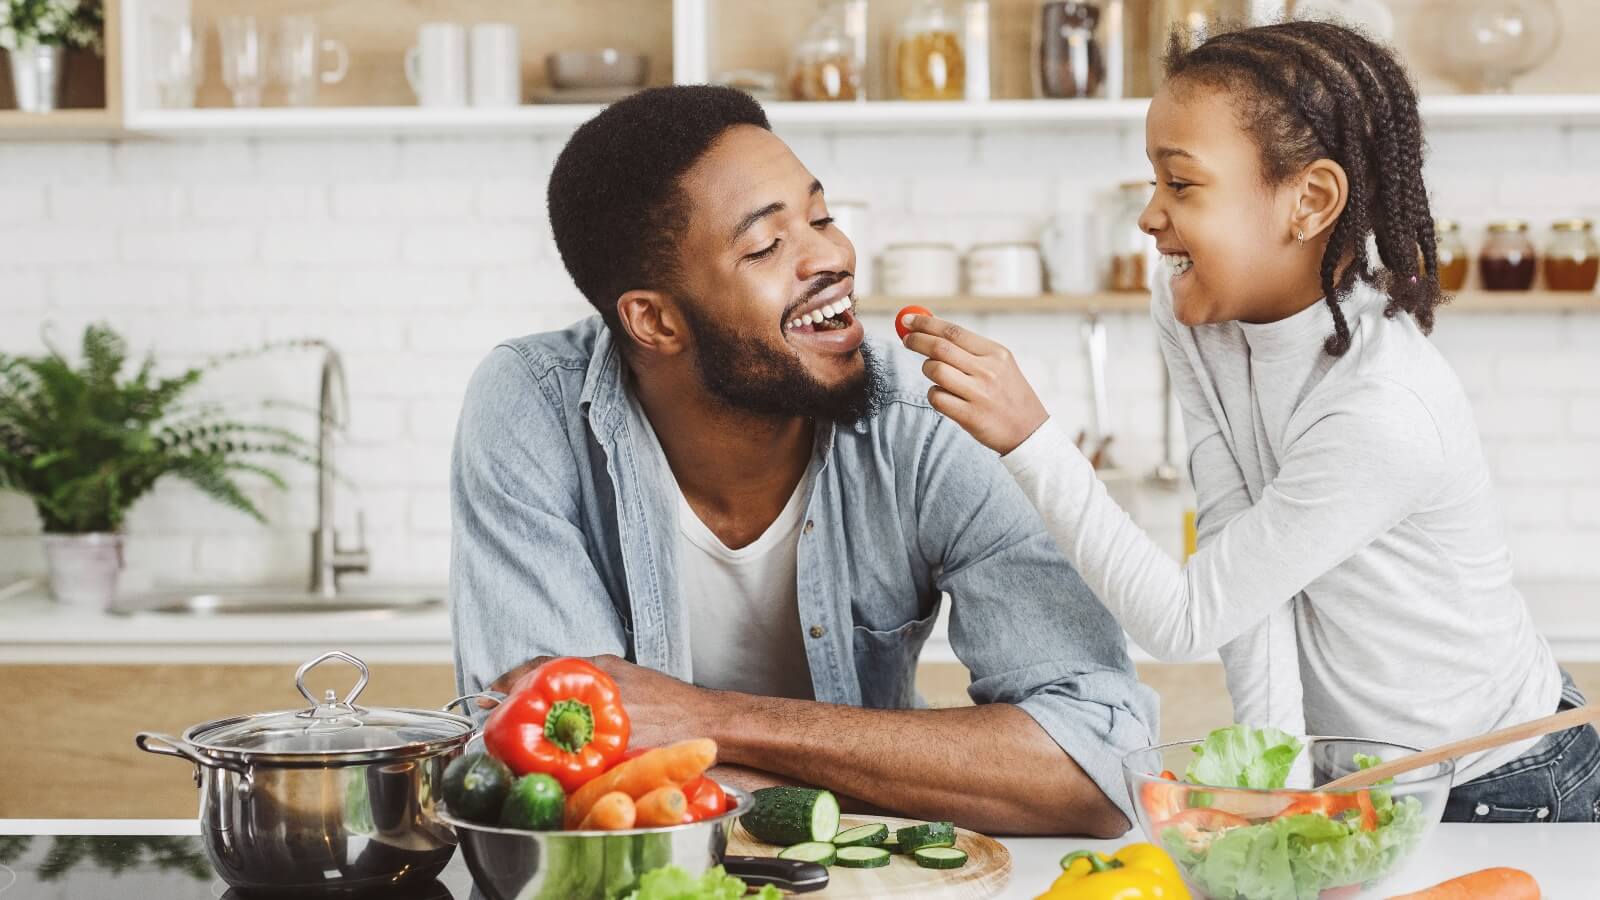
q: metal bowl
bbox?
[440,785,754,900]
[545,50,648,89]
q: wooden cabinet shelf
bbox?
[855,291,1600,317]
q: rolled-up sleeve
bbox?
[450,346,629,703]
[914,414,1159,825]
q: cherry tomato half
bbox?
[894,305,933,340]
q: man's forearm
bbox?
[703,695,1127,837]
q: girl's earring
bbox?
[1296,229,1306,244]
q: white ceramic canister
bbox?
[966,242,1044,296]
[879,242,961,297]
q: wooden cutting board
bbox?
[728,815,1013,899]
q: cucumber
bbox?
[913,847,969,870]
[896,821,956,853]
[742,787,841,845]
[881,832,904,854]
[832,823,889,848]
[441,751,513,824]
[835,846,892,869]
[778,841,838,866]
[498,773,566,831]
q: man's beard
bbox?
[679,298,885,426]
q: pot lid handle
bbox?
[295,650,370,710]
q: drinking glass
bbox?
[275,16,349,107]
[217,16,271,107]
[150,16,206,108]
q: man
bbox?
[450,85,1156,836]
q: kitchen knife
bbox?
[722,855,831,893]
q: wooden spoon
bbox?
[1323,704,1600,790]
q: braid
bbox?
[1165,21,1444,355]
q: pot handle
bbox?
[296,649,370,709]
[441,691,504,714]
[135,731,252,780]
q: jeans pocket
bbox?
[851,610,940,709]
[1466,802,1547,823]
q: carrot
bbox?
[577,791,636,831]
[565,738,717,827]
[634,785,688,827]
[1387,867,1540,900]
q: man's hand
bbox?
[486,654,725,749]
[898,311,1050,456]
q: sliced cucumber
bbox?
[913,847,969,870]
[881,832,904,854]
[743,788,841,845]
[895,821,956,853]
[834,846,892,869]
[832,823,889,848]
[778,841,838,866]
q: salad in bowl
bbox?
[1122,726,1452,900]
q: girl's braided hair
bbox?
[1165,20,1444,356]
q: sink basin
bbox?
[123,587,446,616]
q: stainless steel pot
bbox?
[136,650,496,897]
[441,787,828,900]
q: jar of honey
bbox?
[1434,219,1469,291]
[1479,220,1537,292]
[1544,219,1599,292]
[895,0,966,101]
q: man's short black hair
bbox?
[548,85,772,336]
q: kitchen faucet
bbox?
[311,345,369,597]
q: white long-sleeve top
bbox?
[1002,278,1560,782]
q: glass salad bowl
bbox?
[1122,734,1453,900]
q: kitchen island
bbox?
[1,819,1596,898]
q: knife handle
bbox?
[721,855,831,893]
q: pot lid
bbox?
[188,651,474,758]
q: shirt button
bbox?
[809,625,826,639]
[803,520,815,535]
[1474,804,1490,816]
[1536,807,1550,820]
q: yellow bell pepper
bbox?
[1035,843,1191,900]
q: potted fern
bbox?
[0,323,309,608]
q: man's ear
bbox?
[616,290,689,356]
[1292,158,1349,244]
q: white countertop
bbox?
[3,819,1597,898]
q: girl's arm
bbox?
[899,311,1445,661]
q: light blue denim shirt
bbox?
[450,316,1158,819]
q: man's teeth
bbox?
[1163,254,1194,276]
[788,296,855,330]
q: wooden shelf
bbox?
[857,291,1600,316]
[121,104,605,138]
[0,108,121,138]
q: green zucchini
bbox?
[441,751,513,824]
[832,823,889,848]
[742,787,841,845]
[913,847,969,870]
[498,773,566,831]
[896,821,956,853]
[777,841,838,866]
[835,846,892,869]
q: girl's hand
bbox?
[898,311,1050,456]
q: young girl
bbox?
[901,20,1599,822]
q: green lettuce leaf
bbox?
[1162,796,1428,900]
[1185,725,1305,789]
[623,865,782,900]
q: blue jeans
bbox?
[1443,671,1600,823]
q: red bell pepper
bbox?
[483,657,631,794]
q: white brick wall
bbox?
[1,121,1599,632]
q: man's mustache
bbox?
[783,271,854,320]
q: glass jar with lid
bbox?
[1434,219,1470,291]
[1107,181,1156,292]
[788,2,863,101]
[1033,1,1106,99]
[895,0,966,101]
[1479,220,1537,291]
[1544,219,1599,292]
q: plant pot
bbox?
[42,533,124,609]
[6,45,67,112]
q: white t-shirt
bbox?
[627,391,816,700]
[1002,279,1559,782]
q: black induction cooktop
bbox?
[0,835,480,899]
